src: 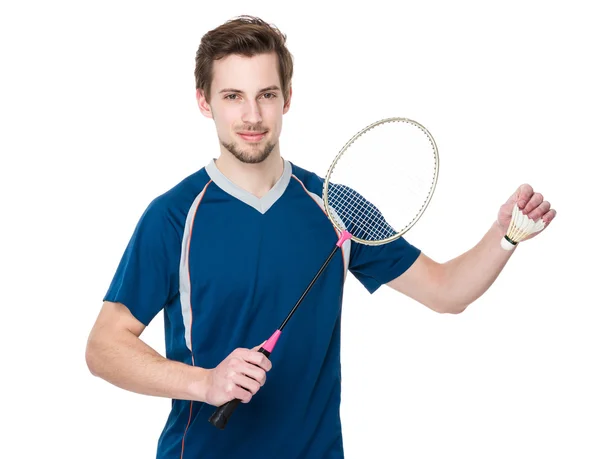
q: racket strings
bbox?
[330,188,393,240]
[328,184,396,241]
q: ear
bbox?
[283,85,293,114]
[196,89,213,119]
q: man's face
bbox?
[197,52,291,164]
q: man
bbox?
[86,15,556,459]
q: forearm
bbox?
[440,221,515,312]
[86,328,209,402]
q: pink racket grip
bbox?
[336,230,352,247]
[261,329,281,356]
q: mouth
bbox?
[237,131,267,142]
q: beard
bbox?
[220,138,276,164]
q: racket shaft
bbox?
[279,245,340,330]
[209,244,341,429]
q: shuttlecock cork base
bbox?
[501,203,545,251]
[501,234,521,250]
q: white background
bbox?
[1,1,599,458]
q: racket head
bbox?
[323,117,439,246]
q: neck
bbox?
[214,148,285,198]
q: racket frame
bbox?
[323,117,439,246]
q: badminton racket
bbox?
[209,117,439,429]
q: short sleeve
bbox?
[103,198,181,325]
[349,236,421,294]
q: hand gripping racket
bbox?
[209,117,439,429]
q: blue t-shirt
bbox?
[104,159,421,458]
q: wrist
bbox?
[491,219,520,253]
[493,219,505,235]
[185,366,211,402]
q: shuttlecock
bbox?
[501,203,546,250]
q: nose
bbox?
[241,99,263,125]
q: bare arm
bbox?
[85,301,208,400]
[388,184,557,313]
[387,222,513,313]
[85,301,271,405]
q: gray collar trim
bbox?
[205,159,292,214]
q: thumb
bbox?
[252,340,267,351]
[505,186,521,208]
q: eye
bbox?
[262,92,277,99]
[224,94,239,100]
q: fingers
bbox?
[207,344,274,406]
[229,357,268,385]
[523,194,545,218]
[221,346,271,402]
[243,348,273,372]
[224,379,253,403]
[532,201,550,221]
[513,185,556,225]
[251,340,267,351]
[523,193,550,218]
[542,208,557,224]
[228,346,272,377]
[231,373,262,403]
[513,183,534,209]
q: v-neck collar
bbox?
[205,158,292,214]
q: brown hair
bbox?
[194,15,294,104]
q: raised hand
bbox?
[497,184,557,242]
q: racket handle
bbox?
[208,398,242,430]
[208,347,272,430]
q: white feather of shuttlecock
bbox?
[500,203,546,250]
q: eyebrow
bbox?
[219,85,281,94]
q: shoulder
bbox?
[289,162,325,197]
[138,167,212,232]
[158,167,211,206]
